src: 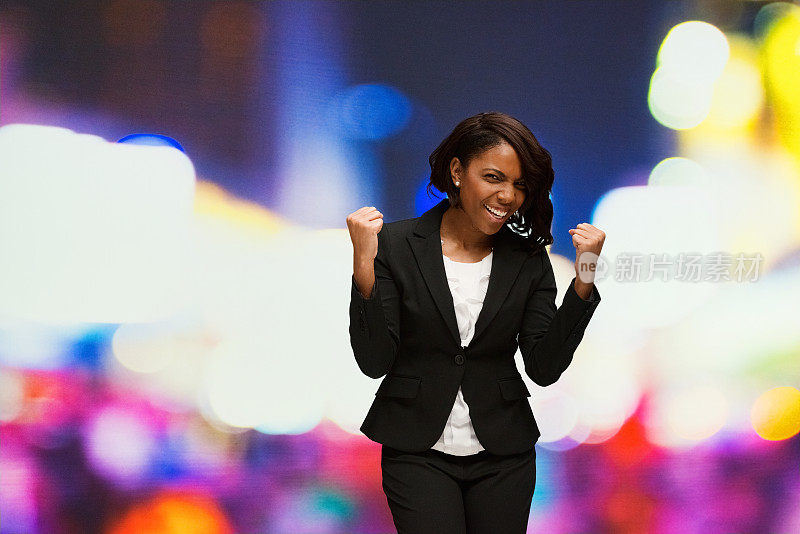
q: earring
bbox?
[454,181,460,187]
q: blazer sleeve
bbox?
[518,249,601,387]
[348,227,401,379]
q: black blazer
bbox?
[349,199,601,455]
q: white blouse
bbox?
[431,241,493,456]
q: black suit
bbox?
[349,199,601,456]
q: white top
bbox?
[431,241,493,456]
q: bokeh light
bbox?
[327,83,412,140]
[84,405,160,487]
[751,386,800,441]
[760,4,800,158]
[0,444,40,534]
[0,322,71,369]
[118,133,186,152]
[530,386,579,444]
[0,369,25,422]
[108,491,234,534]
[648,157,710,186]
[589,184,722,329]
[648,66,716,129]
[657,21,730,83]
[0,124,195,324]
[702,35,764,131]
[664,385,728,443]
[649,21,730,130]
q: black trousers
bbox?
[380,444,537,534]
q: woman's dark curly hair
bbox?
[426,111,554,254]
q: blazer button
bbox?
[454,354,465,365]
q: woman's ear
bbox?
[449,157,461,185]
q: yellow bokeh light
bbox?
[194,180,287,237]
[751,386,800,441]
[760,5,800,109]
[704,36,764,130]
[760,4,800,157]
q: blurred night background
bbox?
[1,1,800,533]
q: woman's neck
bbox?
[440,206,494,251]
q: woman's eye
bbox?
[486,174,525,189]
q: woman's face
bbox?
[450,141,527,235]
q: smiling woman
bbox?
[345,111,604,534]
[427,111,556,254]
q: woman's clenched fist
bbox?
[568,222,606,285]
[346,206,384,262]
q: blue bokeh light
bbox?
[328,83,412,141]
[69,325,116,370]
[117,133,185,153]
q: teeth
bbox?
[484,204,507,217]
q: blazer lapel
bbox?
[408,200,461,346]
[407,199,529,348]
[471,227,527,345]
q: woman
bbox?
[346,111,605,534]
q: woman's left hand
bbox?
[568,223,606,285]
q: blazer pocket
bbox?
[376,374,421,399]
[498,376,531,401]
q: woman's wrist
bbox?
[572,278,594,301]
[353,257,376,298]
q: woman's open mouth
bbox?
[483,203,508,222]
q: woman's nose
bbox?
[497,183,515,204]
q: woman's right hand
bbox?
[346,206,384,262]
